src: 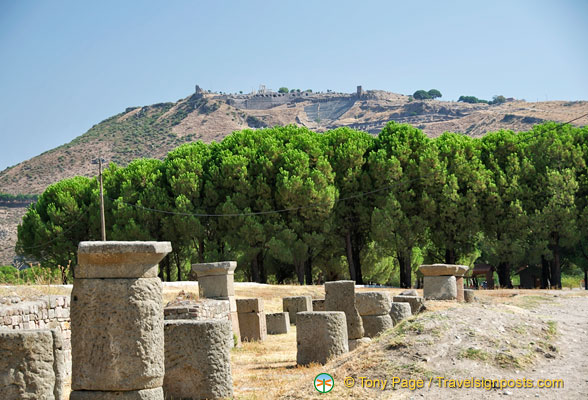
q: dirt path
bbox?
[399,294,588,400]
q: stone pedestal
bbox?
[419,264,469,301]
[236,298,266,342]
[389,302,412,325]
[282,296,312,325]
[456,276,465,302]
[71,241,171,399]
[192,261,240,345]
[464,289,475,303]
[392,295,425,314]
[266,312,290,334]
[163,320,233,400]
[296,312,348,365]
[423,276,457,300]
[325,281,364,339]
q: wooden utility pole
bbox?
[99,158,106,241]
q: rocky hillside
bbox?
[1,87,587,196]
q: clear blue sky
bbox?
[1,0,587,172]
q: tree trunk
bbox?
[258,251,267,284]
[304,254,313,285]
[585,267,587,290]
[295,261,304,285]
[163,257,171,282]
[175,253,182,281]
[352,240,363,285]
[198,238,205,263]
[445,248,456,264]
[497,261,513,288]
[251,253,260,283]
[397,248,413,289]
[550,233,562,289]
[541,256,551,289]
[345,231,357,282]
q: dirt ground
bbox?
[1,283,587,399]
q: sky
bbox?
[0,0,587,172]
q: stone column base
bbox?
[70,387,163,400]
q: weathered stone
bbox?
[238,312,267,342]
[361,314,394,338]
[0,329,64,400]
[389,302,412,325]
[423,275,457,300]
[71,277,164,391]
[296,312,348,365]
[399,289,418,296]
[70,388,163,400]
[324,281,364,339]
[312,299,325,311]
[77,241,172,278]
[236,298,264,313]
[266,312,290,335]
[191,261,237,298]
[456,276,465,302]
[419,263,469,277]
[464,289,476,303]
[191,261,240,346]
[348,337,372,351]
[355,292,391,316]
[164,320,233,400]
[392,295,425,314]
[283,296,312,324]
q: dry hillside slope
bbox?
[1,88,587,196]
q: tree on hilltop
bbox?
[428,89,442,99]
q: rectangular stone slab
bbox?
[71,277,164,391]
[77,241,172,278]
[236,298,264,313]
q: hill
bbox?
[1,86,587,196]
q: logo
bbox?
[314,373,334,393]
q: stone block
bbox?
[77,241,172,278]
[266,312,290,335]
[324,281,364,339]
[238,312,267,342]
[423,275,457,300]
[197,275,235,299]
[283,296,312,324]
[361,314,393,338]
[236,298,264,313]
[191,262,237,298]
[71,277,164,391]
[296,312,348,365]
[419,263,469,277]
[392,295,426,314]
[389,302,412,325]
[355,292,391,316]
[0,329,64,400]
[164,320,233,400]
[456,276,465,302]
[70,387,163,400]
[399,289,418,296]
[348,337,372,351]
[464,289,475,303]
[312,299,325,311]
